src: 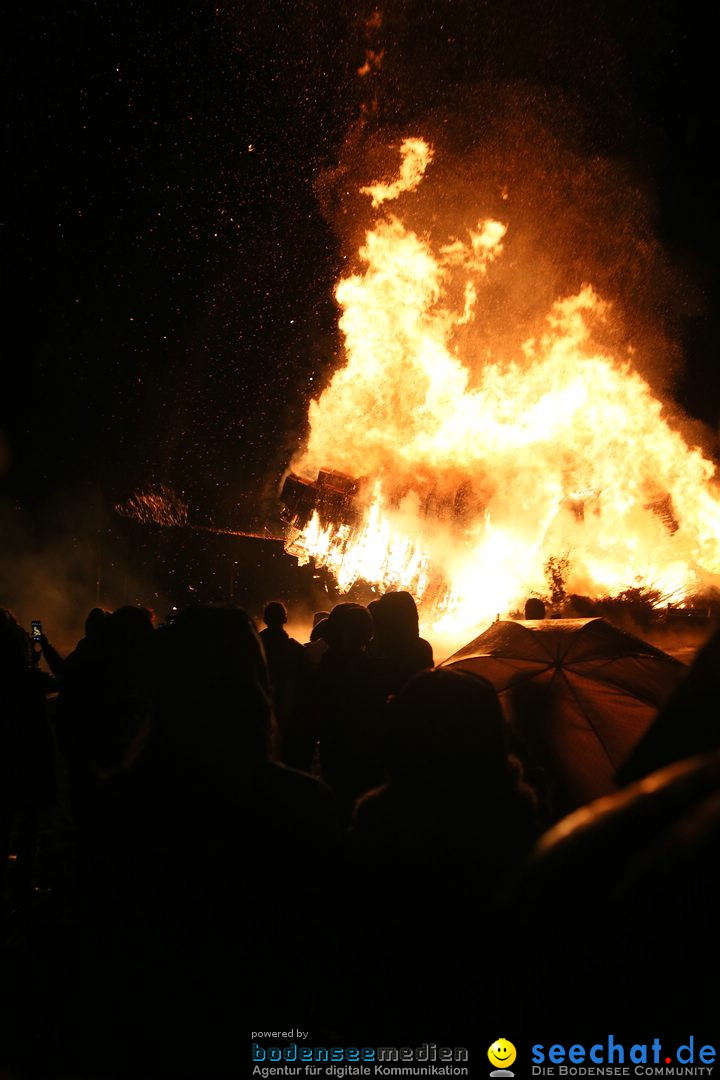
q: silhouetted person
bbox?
[304,610,330,667]
[55,607,109,712]
[28,625,65,678]
[60,604,338,1072]
[517,750,720,1037]
[86,606,111,636]
[0,608,56,912]
[368,590,433,698]
[524,597,546,619]
[617,622,720,783]
[55,605,154,845]
[260,600,313,770]
[343,668,538,1041]
[312,603,386,818]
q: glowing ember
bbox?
[116,486,189,527]
[116,486,284,541]
[288,138,720,642]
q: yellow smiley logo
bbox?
[488,1039,517,1070]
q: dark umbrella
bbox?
[441,618,686,808]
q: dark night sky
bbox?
[3,0,720,626]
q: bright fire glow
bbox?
[287,138,720,645]
[360,137,433,207]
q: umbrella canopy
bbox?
[442,618,686,809]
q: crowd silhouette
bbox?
[0,591,718,1075]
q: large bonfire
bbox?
[285,138,720,644]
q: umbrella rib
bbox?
[507,661,555,681]
[566,661,677,708]
[551,666,618,772]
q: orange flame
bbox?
[358,48,384,77]
[288,139,720,646]
[360,138,433,207]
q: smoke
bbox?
[0,497,152,656]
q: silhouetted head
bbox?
[263,601,288,629]
[85,607,110,640]
[325,603,374,653]
[375,591,420,642]
[310,617,330,643]
[524,598,546,620]
[153,604,272,764]
[384,668,510,787]
[107,605,155,648]
[312,610,330,628]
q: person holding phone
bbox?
[28,619,64,678]
[0,609,58,912]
